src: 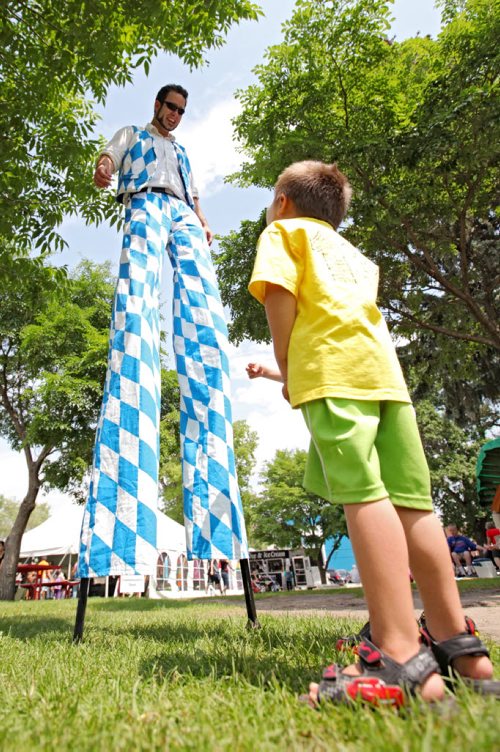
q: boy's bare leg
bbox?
[309,498,444,703]
[397,507,493,680]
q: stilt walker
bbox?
[74,84,257,642]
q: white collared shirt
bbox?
[101,122,198,199]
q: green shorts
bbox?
[301,398,433,510]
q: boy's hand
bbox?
[246,362,264,379]
[282,383,290,402]
[246,362,284,382]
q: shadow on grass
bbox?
[88,597,202,612]
[0,615,72,640]
[115,609,353,692]
[139,647,318,693]
[135,619,330,692]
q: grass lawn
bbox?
[0,594,498,752]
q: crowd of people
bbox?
[13,559,73,600]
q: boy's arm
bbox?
[264,283,297,396]
[246,362,283,382]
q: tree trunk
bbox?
[315,546,327,584]
[323,534,345,573]
[0,469,40,601]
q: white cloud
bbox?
[228,340,310,479]
[180,98,243,197]
[0,443,26,502]
[0,441,74,514]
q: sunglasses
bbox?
[163,100,186,116]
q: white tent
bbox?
[20,504,83,558]
[19,504,243,597]
[156,508,186,553]
[20,503,187,561]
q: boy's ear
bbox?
[275,193,290,217]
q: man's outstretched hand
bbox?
[93,157,114,189]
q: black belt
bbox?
[118,187,179,205]
[145,187,176,197]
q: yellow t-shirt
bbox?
[248,217,411,408]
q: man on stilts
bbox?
[77,84,249,593]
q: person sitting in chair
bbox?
[446,524,483,577]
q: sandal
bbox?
[418,615,500,697]
[336,621,371,653]
[317,638,439,708]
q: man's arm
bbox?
[193,197,213,246]
[264,283,297,401]
[93,126,131,189]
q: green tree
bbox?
[159,408,258,529]
[0,0,262,258]
[233,419,259,503]
[159,369,183,523]
[0,259,114,599]
[0,494,49,539]
[414,399,487,540]
[216,0,499,526]
[217,0,499,400]
[248,449,347,578]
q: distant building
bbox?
[323,535,355,571]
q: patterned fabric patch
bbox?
[78,193,248,577]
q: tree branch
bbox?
[458,168,487,293]
[385,303,498,347]
[352,165,500,348]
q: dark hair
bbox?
[155,84,188,104]
[275,160,352,229]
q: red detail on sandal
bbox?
[358,642,382,664]
[419,627,432,647]
[464,616,479,636]
[346,677,405,707]
[323,664,337,679]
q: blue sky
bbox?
[1,0,442,512]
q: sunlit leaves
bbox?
[0,258,115,493]
[0,0,262,256]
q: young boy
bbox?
[247,160,494,706]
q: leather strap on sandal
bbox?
[425,633,490,677]
[357,640,439,693]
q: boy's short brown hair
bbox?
[275,160,352,229]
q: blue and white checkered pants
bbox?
[78,192,248,577]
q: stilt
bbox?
[240,558,260,628]
[73,577,90,643]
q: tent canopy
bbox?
[20,504,83,558]
[20,504,186,559]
